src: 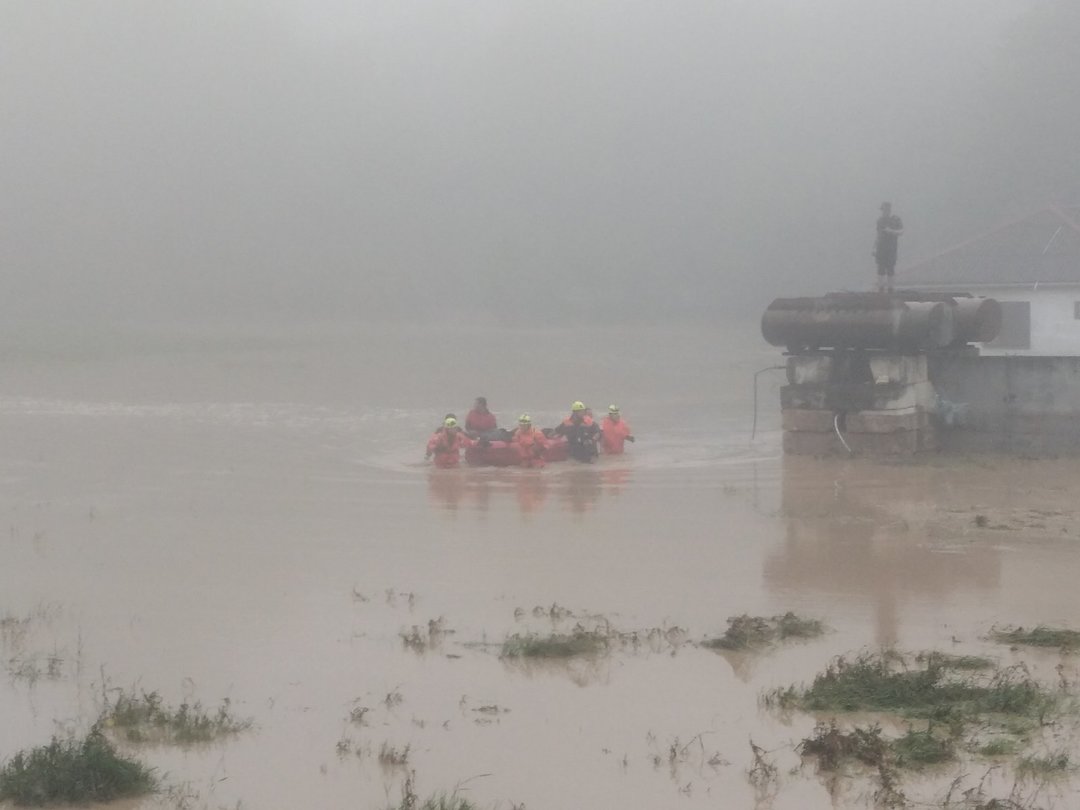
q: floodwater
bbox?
[1,323,1079,809]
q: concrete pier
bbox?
[764,291,1080,458]
[781,352,937,457]
[780,351,1080,458]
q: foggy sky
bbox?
[2,0,1072,326]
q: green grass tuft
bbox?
[915,651,995,671]
[1016,751,1070,777]
[418,797,477,810]
[0,729,156,805]
[703,612,825,650]
[976,738,1021,757]
[989,625,1080,651]
[775,611,827,640]
[390,773,479,810]
[106,689,252,744]
[388,794,477,810]
[798,722,889,771]
[500,629,609,658]
[890,729,953,766]
[798,722,952,772]
[765,651,1055,731]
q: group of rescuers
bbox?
[426,397,634,469]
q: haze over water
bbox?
[2,323,1079,809]
[5,1,1080,805]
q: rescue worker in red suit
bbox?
[510,413,548,468]
[426,416,475,468]
[465,397,497,437]
[554,401,600,462]
[600,404,635,454]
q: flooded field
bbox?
[1,323,1079,809]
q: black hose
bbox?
[751,365,787,441]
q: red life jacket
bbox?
[466,409,496,433]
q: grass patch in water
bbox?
[500,628,609,658]
[989,625,1080,651]
[379,743,411,768]
[390,774,479,810]
[798,722,953,772]
[765,651,1055,729]
[977,738,1021,757]
[1015,751,1070,777]
[915,651,995,671]
[890,729,954,766]
[798,722,889,771]
[106,689,252,744]
[702,612,826,650]
[399,797,476,810]
[0,728,155,805]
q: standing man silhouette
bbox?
[873,202,904,292]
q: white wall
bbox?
[970,286,1080,355]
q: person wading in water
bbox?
[553,401,600,463]
[426,416,475,468]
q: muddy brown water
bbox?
[1,324,1078,809]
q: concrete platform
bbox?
[781,408,837,432]
[845,407,927,434]
[781,381,936,413]
[783,424,935,457]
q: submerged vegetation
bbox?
[401,617,453,654]
[799,722,887,772]
[0,729,156,805]
[4,653,65,686]
[889,728,955,766]
[775,647,1080,807]
[798,722,954,772]
[702,612,826,651]
[379,742,411,768]
[6,591,1076,810]
[989,625,1080,651]
[105,689,253,744]
[1015,750,1071,777]
[501,628,609,658]
[914,650,995,671]
[766,650,1054,728]
[391,773,480,810]
[500,605,686,661]
[395,797,477,810]
[977,738,1021,757]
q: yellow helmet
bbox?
[443,416,457,428]
[518,413,531,424]
[608,404,620,414]
[571,401,586,412]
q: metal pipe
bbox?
[833,413,853,455]
[950,296,1002,344]
[761,295,953,351]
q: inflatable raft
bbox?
[465,436,570,467]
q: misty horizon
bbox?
[3,0,1078,327]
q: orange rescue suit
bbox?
[426,428,474,468]
[511,426,548,468]
[600,416,633,454]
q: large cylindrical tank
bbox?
[761,294,954,351]
[949,296,1002,344]
[890,291,1003,345]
